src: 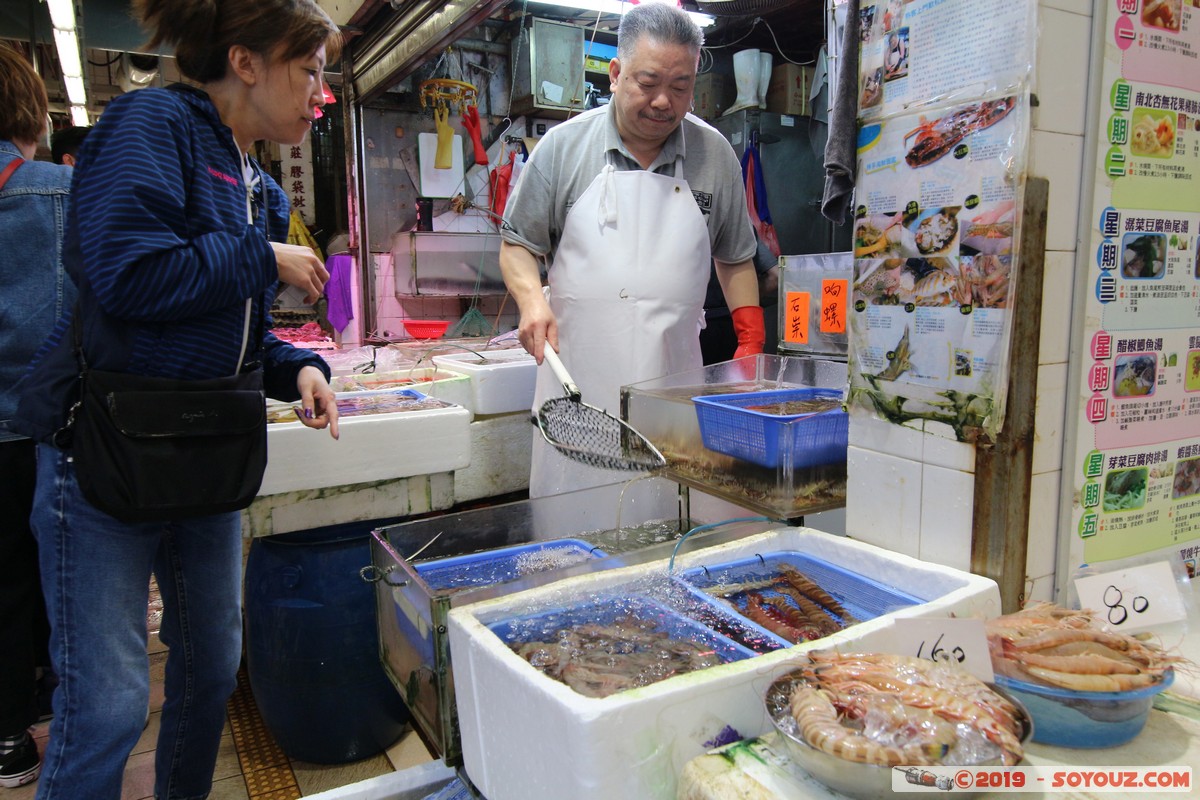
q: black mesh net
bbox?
[534,397,665,472]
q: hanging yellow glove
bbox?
[434,105,454,170]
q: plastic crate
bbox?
[487,595,756,687]
[692,388,847,469]
[415,539,607,592]
[675,550,923,648]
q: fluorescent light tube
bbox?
[529,0,715,29]
[52,28,83,77]
[63,75,87,105]
[70,105,90,126]
[46,0,77,30]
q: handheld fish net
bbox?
[533,348,666,473]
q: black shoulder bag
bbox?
[65,301,268,522]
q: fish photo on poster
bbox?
[1121,233,1166,279]
[903,96,1017,169]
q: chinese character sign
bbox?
[1066,0,1200,578]
[281,136,316,225]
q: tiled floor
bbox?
[2,580,435,800]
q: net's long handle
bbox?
[543,345,581,400]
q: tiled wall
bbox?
[846,1,1094,602]
[338,252,519,348]
[1024,0,1093,602]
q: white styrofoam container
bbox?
[331,367,473,412]
[431,349,536,415]
[448,527,1001,800]
[259,393,472,495]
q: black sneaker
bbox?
[0,733,40,788]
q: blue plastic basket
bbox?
[691,388,848,469]
[994,670,1173,748]
[415,539,606,592]
[676,551,924,647]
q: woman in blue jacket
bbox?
[15,2,342,797]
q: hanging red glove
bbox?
[489,151,515,218]
[462,105,489,166]
[731,305,766,359]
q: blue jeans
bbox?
[32,444,243,800]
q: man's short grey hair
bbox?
[616,2,704,62]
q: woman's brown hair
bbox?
[0,45,49,143]
[132,0,342,83]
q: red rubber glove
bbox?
[731,305,766,359]
[462,105,489,166]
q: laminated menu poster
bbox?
[1067,0,1200,574]
[857,0,1035,123]
[848,93,1028,442]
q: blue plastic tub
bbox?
[692,388,848,469]
[414,539,607,591]
[993,670,1173,748]
[675,550,923,647]
[244,525,410,764]
[488,595,756,692]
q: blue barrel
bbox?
[244,523,409,763]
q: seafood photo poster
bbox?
[848,93,1030,442]
[857,0,1035,122]
[848,0,1037,442]
[1065,0,1200,580]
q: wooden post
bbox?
[971,177,1049,613]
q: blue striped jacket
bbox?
[15,85,328,443]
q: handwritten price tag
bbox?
[890,617,994,682]
[783,291,810,344]
[1074,561,1186,634]
[820,279,848,334]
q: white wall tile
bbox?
[1033,8,1092,136]
[1039,0,1092,16]
[1026,573,1057,604]
[1026,470,1063,580]
[1028,131,1086,252]
[848,411,925,460]
[1039,250,1077,366]
[918,465,975,572]
[1032,362,1069,474]
[846,445,923,558]
[921,429,977,473]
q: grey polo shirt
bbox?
[500,104,757,267]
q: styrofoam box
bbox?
[430,349,536,415]
[448,527,1001,800]
[331,367,473,412]
[259,392,471,496]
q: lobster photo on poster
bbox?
[1066,0,1200,573]
[848,94,1028,443]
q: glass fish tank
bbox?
[622,354,850,520]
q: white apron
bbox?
[529,155,711,499]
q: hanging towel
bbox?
[324,254,354,334]
[741,141,781,257]
[822,0,860,224]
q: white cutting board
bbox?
[418,132,464,198]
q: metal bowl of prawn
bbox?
[764,664,1033,800]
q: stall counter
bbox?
[241,411,531,538]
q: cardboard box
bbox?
[692,72,733,121]
[766,63,815,117]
